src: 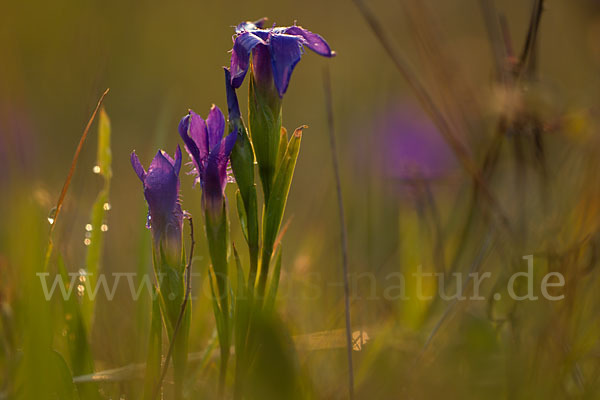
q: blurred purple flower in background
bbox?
[0,101,36,184]
[130,147,184,263]
[229,18,335,97]
[369,103,457,182]
[178,106,237,214]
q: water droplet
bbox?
[84,238,91,246]
[92,165,101,174]
[146,213,152,229]
[47,207,57,224]
[85,223,93,232]
[103,202,111,211]
[77,284,85,296]
[100,224,108,232]
[61,328,68,337]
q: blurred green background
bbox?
[3,0,600,398]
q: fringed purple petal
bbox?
[160,150,175,166]
[224,68,240,121]
[130,152,146,181]
[251,43,273,89]
[178,114,200,167]
[174,145,182,176]
[202,142,225,209]
[284,26,335,57]
[187,110,209,159]
[236,18,268,33]
[230,32,266,88]
[221,130,237,159]
[206,105,226,151]
[268,34,305,97]
[146,151,178,217]
[202,130,237,209]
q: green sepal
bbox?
[248,73,282,201]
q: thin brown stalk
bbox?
[322,66,354,400]
[44,88,110,270]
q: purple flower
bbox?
[131,147,184,263]
[230,19,335,97]
[178,106,237,214]
[359,103,457,182]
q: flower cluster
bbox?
[129,18,334,398]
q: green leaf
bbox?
[208,265,230,389]
[236,190,249,244]
[205,201,231,319]
[264,248,282,313]
[57,257,102,400]
[258,126,304,295]
[263,126,304,253]
[232,245,249,359]
[48,350,78,400]
[276,127,288,171]
[143,286,162,400]
[96,107,112,179]
[82,108,112,332]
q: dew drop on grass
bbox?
[100,224,108,232]
[92,165,101,174]
[146,213,152,229]
[84,238,91,246]
[47,207,57,224]
[103,202,111,211]
[85,223,93,231]
[77,284,85,296]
